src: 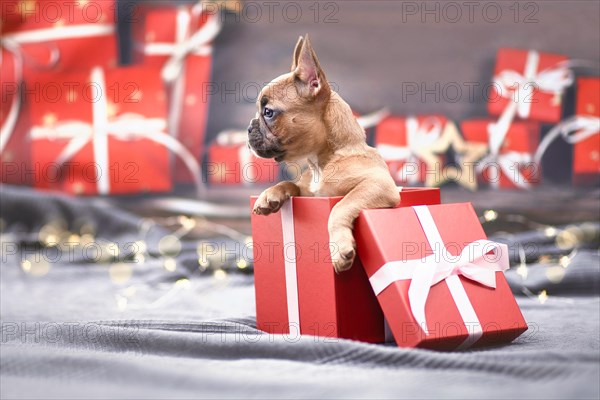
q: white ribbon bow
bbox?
[493,50,574,120]
[369,205,509,349]
[377,116,443,184]
[534,116,600,165]
[29,67,203,195]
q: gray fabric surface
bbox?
[1,185,599,399]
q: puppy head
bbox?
[247,34,332,162]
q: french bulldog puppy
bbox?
[248,34,399,273]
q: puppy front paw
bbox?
[330,231,356,273]
[253,187,289,216]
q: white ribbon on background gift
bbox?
[533,115,600,165]
[29,67,203,195]
[376,116,443,184]
[481,50,576,189]
[1,23,112,154]
[139,4,222,144]
[368,205,510,349]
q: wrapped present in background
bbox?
[572,77,600,186]
[356,203,528,349]
[375,115,453,187]
[0,0,119,186]
[488,48,572,124]
[534,77,600,187]
[251,188,441,342]
[27,66,201,195]
[208,130,279,186]
[460,119,541,189]
[132,1,221,184]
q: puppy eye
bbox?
[263,107,274,119]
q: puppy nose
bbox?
[247,123,253,134]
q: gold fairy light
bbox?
[483,210,498,222]
[538,290,548,304]
[198,257,210,271]
[213,269,227,280]
[134,240,147,255]
[236,259,248,270]
[556,230,577,250]
[545,266,565,284]
[559,255,571,268]
[163,258,177,272]
[105,242,120,258]
[158,235,182,257]
[175,278,190,288]
[21,257,50,277]
[109,263,132,284]
[38,223,62,247]
[538,255,552,264]
[80,223,96,236]
[543,226,558,237]
[123,286,137,297]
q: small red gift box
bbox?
[375,115,448,185]
[251,188,441,342]
[131,2,221,184]
[208,137,279,186]
[488,48,570,124]
[27,66,194,195]
[573,77,600,186]
[356,203,528,349]
[461,119,541,189]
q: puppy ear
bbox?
[293,34,329,97]
[291,35,304,71]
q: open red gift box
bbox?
[355,202,528,349]
[251,188,441,343]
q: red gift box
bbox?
[573,77,600,186]
[27,66,200,195]
[208,133,279,186]
[488,48,571,124]
[1,0,118,185]
[251,188,441,342]
[1,0,117,71]
[461,119,541,189]
[356,203,528,350]
[132,2,221,184]
[375,115,448,185]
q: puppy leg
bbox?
[328,181,399,273]
[253,181,301,215]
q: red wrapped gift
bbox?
[461,119,541,189]
[132,2,221,184]
[375,115,450,186]
[488,48,571,124]
[1,0,118,185]
[573,77,600,186]
[251,188,441,342]
[27,66,201,195]
[1,47,32,185]
[356,203,528,350]
[208,131,279,186]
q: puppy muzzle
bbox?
[247,118,286,161]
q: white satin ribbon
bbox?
[369,205,510,349]
[0,40,23,154]
[29,67,203,195]
[377,116,443,184]
[533,116,600,165]
[281,200,300,334]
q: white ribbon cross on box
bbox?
[369,205,510,350]
[29,67,203,195]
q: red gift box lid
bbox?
[355,202,528,349]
